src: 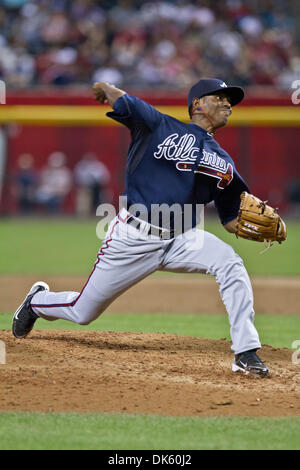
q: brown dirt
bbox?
[1,274,300,314]
[0,275,299,417]
[0,330,299,417]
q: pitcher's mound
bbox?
[0,330,299,417]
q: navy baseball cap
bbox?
[187,78,244,108]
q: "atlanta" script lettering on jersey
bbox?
[154,133,199,161]
[153,133,234,189]
[200,149,227,171]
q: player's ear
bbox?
[192,98,201,114]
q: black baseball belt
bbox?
[126,216,175,239]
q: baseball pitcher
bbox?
[12,78,286,377]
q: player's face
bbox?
[201,93,232,128]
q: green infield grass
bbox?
[0,412,299,450]
[0,312,298,349]
[0,217,299,275]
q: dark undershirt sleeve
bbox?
[214,172,250,225]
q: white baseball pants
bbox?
[31,209,261,354]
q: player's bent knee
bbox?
[224,252,244,271]
[216,252,246,284]
[210,241,238,271]
[208,236,246,278]
[77,319,93,326]
[77,315,100,326]
[74,306,105,325]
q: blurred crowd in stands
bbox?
[0,0,299,91]
[10,148,300,216]
[12,151,111,215]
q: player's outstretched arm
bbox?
[93,82,126,107]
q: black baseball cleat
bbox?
[232,349,269,377]
[12,281,49,339]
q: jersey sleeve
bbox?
[106,94,163,130]
[214,170,250,225]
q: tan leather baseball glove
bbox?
[236,192,287,244]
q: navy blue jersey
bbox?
[107,94,249,228]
